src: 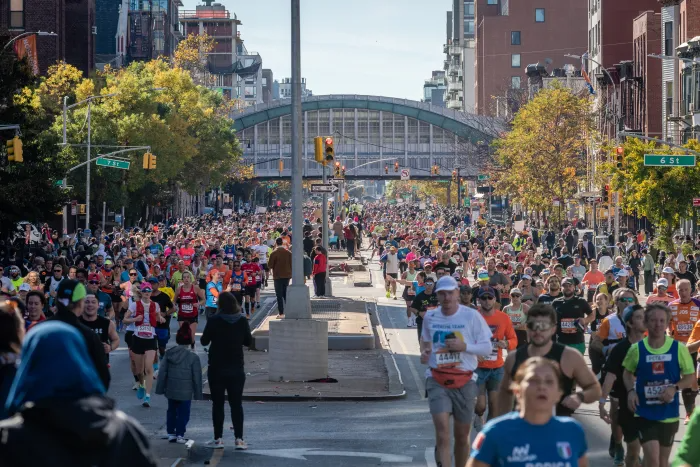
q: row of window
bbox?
[9,0,24,29]
[485,0,545,22]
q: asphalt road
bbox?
[105,259,692,466]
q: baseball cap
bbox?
[459,285,472,294]
[18,283,31,292]
[56,279,87,307]
[147,277,160,284]
[478,286,497,298]
[623,305,643,324]
[616,269,629,277]
[561,277,575,285]
[435,276,459,292]
[140,282,153,292]
[87,273,100,282]
[510,288,522,296]
[662,267,675,275]
[656,278,669,288]
[604,269,615,275]
[157,274,166,282]
[477,269,489,280]
[522,274,532,280]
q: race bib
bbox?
[212,296,217,304]
[560,318,577,334]
[644,382,670,405]
[232,283,241,291]
[407,288,416,296]
[510,314,522,324]
[181,303,193,312]
[485,340,499,361]
[677,322,694,333]
[136,325,154,339]
[436,350,461,367]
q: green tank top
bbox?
[405,270,418,282]
[504,304,526,327]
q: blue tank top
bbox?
[471,412,587,466]
[635,338,681,421]
[205,281,222,308]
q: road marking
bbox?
[381,304,425,399]
[245,448,412,462]
[425,447,438,467]
[208,448,224,466]
[170,459,185,467]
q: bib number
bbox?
[136,325,154,339]
[436,350,460,368]
[486,340,499,361]
[232,283,241,292]
[561,318,577,334]
[677,323,693,333]
[644,382,670,405]
[181,303,193,312]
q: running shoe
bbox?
[235,438,248,450]
[608,434,615,458]
[613,444,625,466]
[136,384,145,400]
[168,435,176,443]
[205,438,224,449]
[176,436,187,444]
[385,291,391,298]
[132,381,139,391]
[142,395,151,407]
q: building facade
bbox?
[661,0,681,142]
[124,0,181,64]
[443,0,475,111]
[423,70,446,107]
[474,0,587,116]
[278,77,312,99]
[675,0,700,142]
[261,68,273,104]
[632,11,662,138]
[0,0,95,75]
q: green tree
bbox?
[491,82,595,224]
[603,138,700,252]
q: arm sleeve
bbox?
[192,356,203,400]
[242,318,253,347]
[678,344,695,376]
[622,343,640,373]
[421,313,431,343]
[469,313,494,356]
[155,355,168,395]
[200,320,212,346]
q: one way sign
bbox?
[311,184,339,194]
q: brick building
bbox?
[474,0,588,116]
[0,0,95,75]
[631,11,662,138]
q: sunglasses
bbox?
[54,269,62,273]
[130,273,138,276]
[510,294,522,298]
[618,297,636,303]
[425,282,435,286]
[480,296,495,300]
[88,280,100,285]
[526,321,554,332]
[141,288,153,293]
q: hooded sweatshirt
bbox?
[200,313,252,371]
[155,345,203,401]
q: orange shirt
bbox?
[687,320,700,347]
[582,270,605,287]
[668,298,700,343]
[478,309,517,369]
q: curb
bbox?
[202,300,406,402]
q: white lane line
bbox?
[381,304,425,399]
[424,447,438,467]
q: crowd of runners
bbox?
[1,200,700,466]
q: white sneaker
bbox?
[205,438,224,449]
[235,438,248,450]
[132,381,140,390]
[176,436,187,444]
[168,435,176,442]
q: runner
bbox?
[400,260,419,327]
[623,303,695,467]
[668,279,700,423]
[495,304,601,417]
[599,304,646,466]
[475,286,517,426]
[421,276,492,467]
[552,277,594,355]
[410,276,438,341]
[502,288,529,348]
[80,292,119,365]
[468,357,589,467]
[175,271,203,350]
[240,253,261,315]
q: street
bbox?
[102,257,692,467]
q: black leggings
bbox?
[209,369,246,439]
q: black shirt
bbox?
[151,291,174,330]
[552,296,592,345]
[410,291,438,327]
[602,337,634,400]
[537,292,562,305]
[200,313,252,370]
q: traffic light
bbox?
[279,160,284,172]
[334,161,341,178]
[394,161,399,173]
[605,184,613,204]
[324,136,335,163]
[616,146,624,169]
[452,170,457,182]
[602,184,609,203]
[384,165,389,174]
[431,165,439,175]
[143,152,156,169]
[341,165,346,177]
[6,136,23,163]
[314,136,324,164]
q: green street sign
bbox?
[643,154,696,167]
[96,157,130,170]
[477,174,490,181]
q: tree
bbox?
[386,180,458,205]
[491,82,595,224]
[173,32,215,87]
[603,138,700,252]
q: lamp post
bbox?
[2,31,57,52]
[61,88,164,232]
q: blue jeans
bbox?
[167,399,191,437]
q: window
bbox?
[465,2,474,15]
[511,54,521,68]
[511,31,521,45]
[511,76,521,89]
[487,0,497,4]
[262,77,267,86]
[464,20,474,34]
[535,8,545,22]
[664,21,673,56]
[9,0,24,29]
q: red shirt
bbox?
[313,253,327,275]
[241,263,261,286]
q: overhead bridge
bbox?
[230,95,505,179]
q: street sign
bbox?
[96,157,131,170]
[400,169,410,181]
[643,154,696,167]
[694,198,700,207]
[478,174,490,181]
[310,184,339,194]
[328,178,343,185]
[585,196,602,203]
[71,200,77,216]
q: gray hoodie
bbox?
[155,345,203,401]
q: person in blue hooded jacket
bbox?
[0,321,157,466]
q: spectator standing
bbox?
[267,238,292,318]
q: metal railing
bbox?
[179,9,230,19]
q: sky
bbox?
[180,0,450,101]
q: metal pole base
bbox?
[269,318,328,382]
[284,284,312,319]
[325,277,333,297]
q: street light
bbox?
[647,53,695,64]
[2,31,57,51]
[61,87,165,232]
[564,53,615,85]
